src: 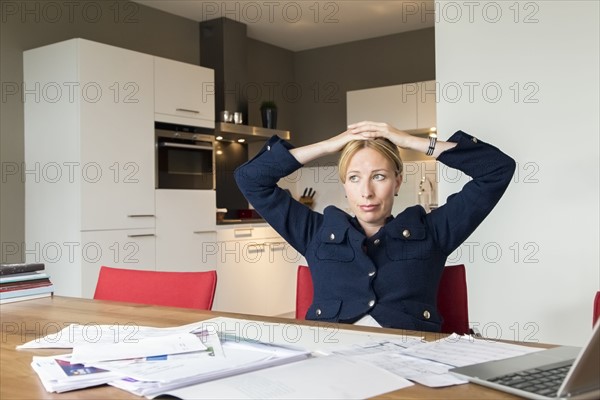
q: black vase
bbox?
[261,108,277,129]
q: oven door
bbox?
[156,135,215,190]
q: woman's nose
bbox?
[361,183,374,198]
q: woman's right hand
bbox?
[323,128,369,153]
[289,128,367,164]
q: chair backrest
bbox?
[295,265,313,320]
[594,291,600,327]
[437,264,470,335]
[94,266,217,310]
[295,264,470,334]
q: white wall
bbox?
[435,1,599,346]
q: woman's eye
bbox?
[348,175,359,183]
[373,174,386,181]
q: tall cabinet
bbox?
[24,39,217,298]
[25,39,156,298]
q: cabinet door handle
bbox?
[269,242,287,251]
[127,233,155,238]
[234,228,253,237]
[127,214,155,218]
[159,142,214,151]
[193,230,217,234]
[247,243,265,253]
[176,108,200,114]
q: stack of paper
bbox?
[20,322,311,396]
[31,354,123,393]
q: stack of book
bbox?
[0,263,54,303]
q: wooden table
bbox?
[1,296,524,399]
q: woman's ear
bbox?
[395,173,403,193]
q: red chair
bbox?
[593,291,600,327]
[295,265,313,320]
[295,264,470,335]
[94,266,217,310]
[437,264,470,335]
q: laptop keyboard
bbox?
[489,364,572,397]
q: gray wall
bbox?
[0,1,434,262]
[0,0,199,262]
[293,28,435,151]
[246,38,295,131]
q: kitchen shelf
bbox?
[215,122,290,142]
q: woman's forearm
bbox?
[399,134,457,158]
[288,129,358,164]
[288,141,337,165]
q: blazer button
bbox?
[402,229,411,238]
[368,300,375,307]
[423,310,431,319]
[368,271,376,277]
[329,233,335,241]
[267,145,271,151]
[373,238,380,245]
[316,309,322,316]
[472,137,478,143]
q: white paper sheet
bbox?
[157,355,413,400]
[107,339,311,397]
[17,321,209,349]
[70,333,206,363]
[200,316,423,355]
[402,333,544,367]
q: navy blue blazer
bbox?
[235,131,516,332]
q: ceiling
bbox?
[134,0,435,51]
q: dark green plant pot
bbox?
[261,108,277,129]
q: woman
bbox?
[234,121,515,332]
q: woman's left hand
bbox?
[347,121,412,148]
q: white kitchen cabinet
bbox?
[81,229,156,298]
[347,80,436,131]
[24,39,156,297]
[78,42,156,231]
[154,57,215,128]
[213,226,305,317]
[347,84,417,130]
[155,190,217,272]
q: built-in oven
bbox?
[155,122,215,190]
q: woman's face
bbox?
[343,147,402,235]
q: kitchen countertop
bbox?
[216,218,267,226]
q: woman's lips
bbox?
[359,204,378,212]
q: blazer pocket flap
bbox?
[402,300,441,324]
[390,225,427,241]
[320,227,348,244]
[317,227,354,261]
[308,299,342,320]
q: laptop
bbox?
[450,321,600,399]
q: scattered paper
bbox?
[22,317,548,397]
[402,333,544,367]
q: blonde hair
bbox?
[338,138,403,183]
